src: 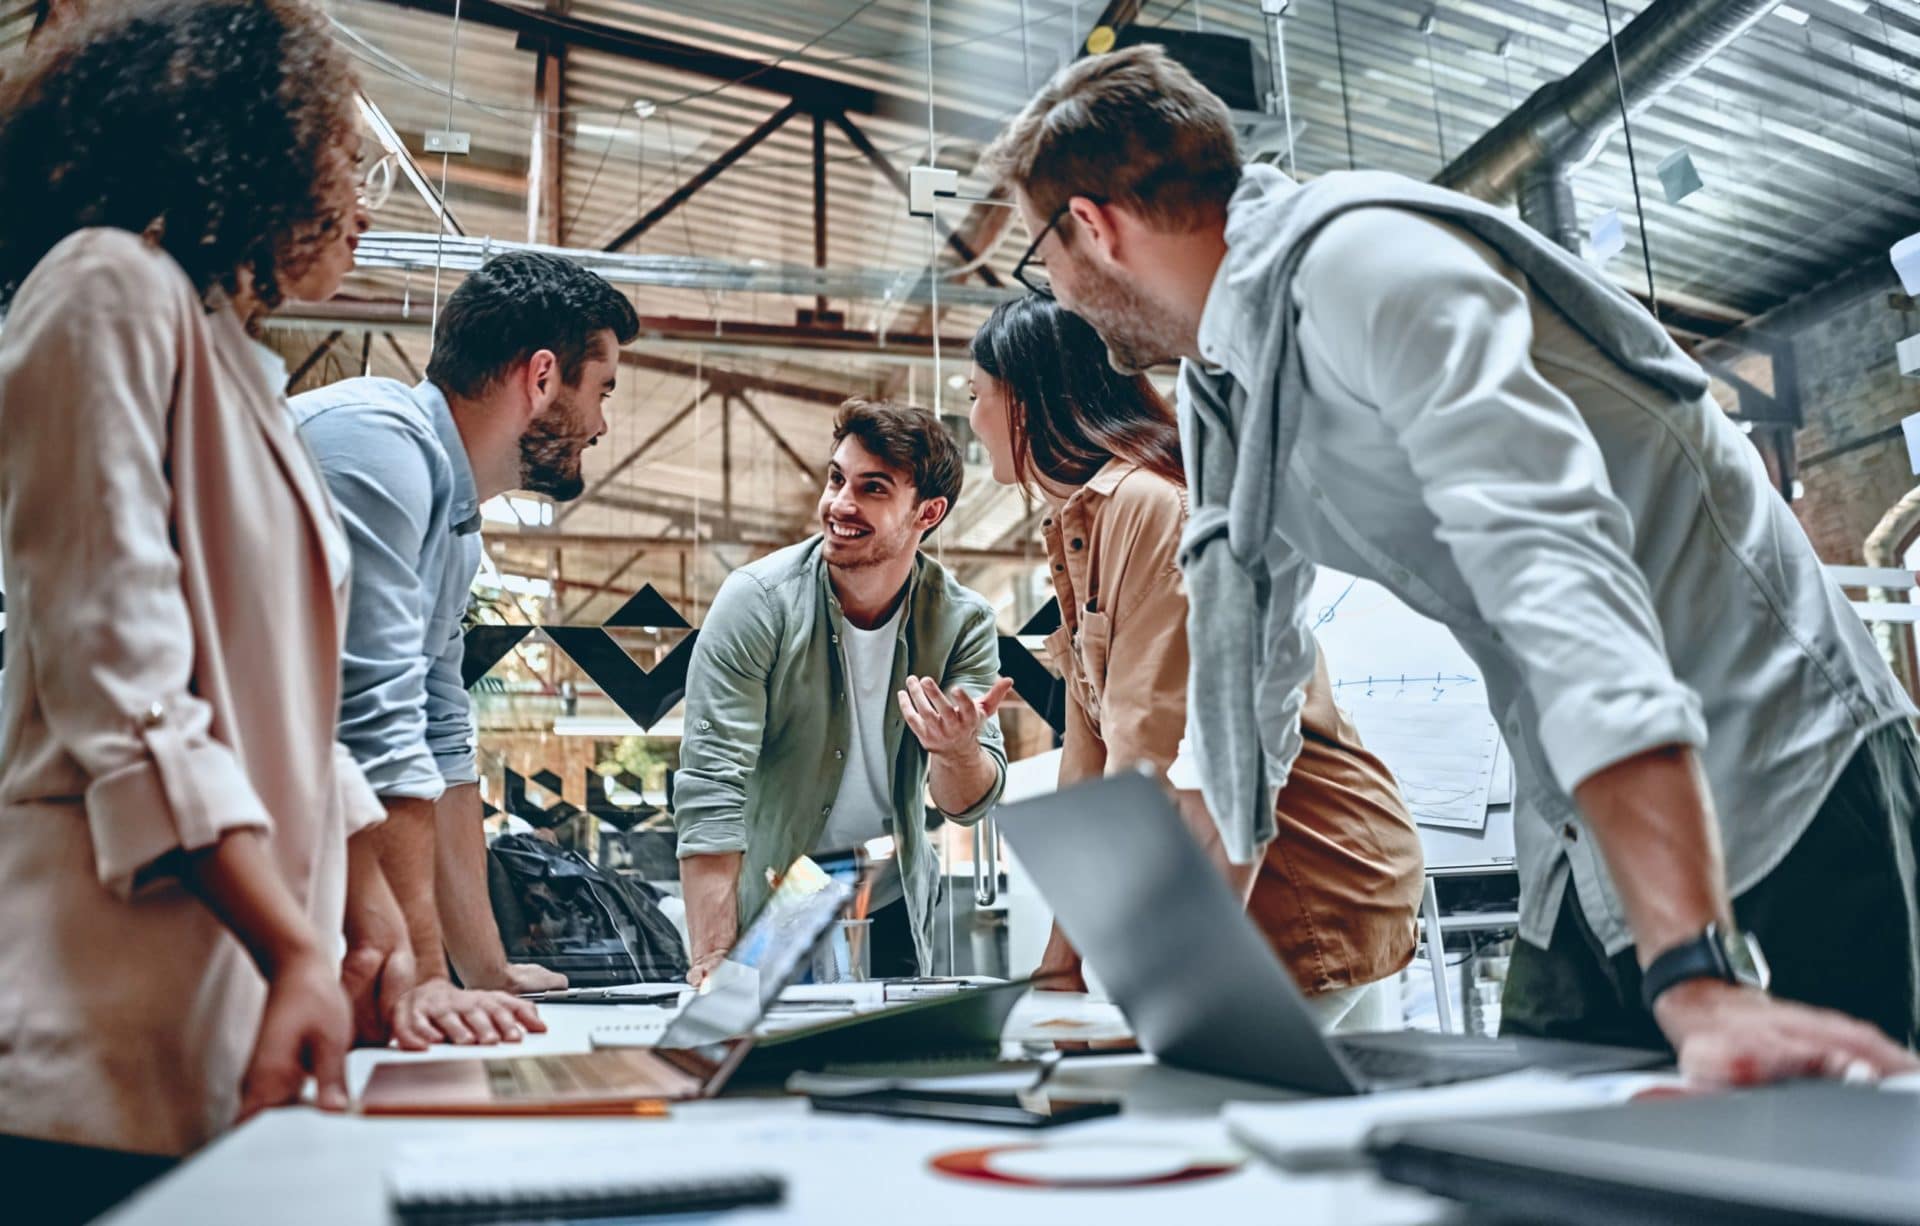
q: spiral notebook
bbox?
[388,1142,782,1224]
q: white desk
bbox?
[102,995,1452,1226]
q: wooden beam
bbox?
[831,113,1004,289]
[556,393,705,525]
[285,330,345,390]
[731,389,822,485]
[374,0,880,119]
[812,112,829,318]
[602,102,800,253]
[532,42,567,245]
[488,530,1051,566]
[620,350,852,409]
[383,332,423,383]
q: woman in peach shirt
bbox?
[0,2,425,1215]
[968,295,1426,1031]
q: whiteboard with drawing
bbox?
[1306,567,1515,870]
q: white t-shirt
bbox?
[815,605,903,853]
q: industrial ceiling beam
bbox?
[374,0,879,118]
[557,392,705,526]
[488,530,1050,566]
[831,113,1004,289]
[270,301,976,362]
[730,389,823,486]
[602,101,801,253]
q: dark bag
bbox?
[486,833,689,987]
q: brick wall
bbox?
[1776,269,1920,565]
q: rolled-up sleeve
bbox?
[0,245,271,897]
[1301,208,1706,793]
[300,410,445,800]
[935,606,1007,825]
[423,602,477,786]
[673,572,778,856]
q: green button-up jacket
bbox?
[672,536,1006,971]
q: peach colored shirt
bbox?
[1044,459,1424,994]
[0,229,382,1155]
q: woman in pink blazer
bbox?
[0,1,419,1214]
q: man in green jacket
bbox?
[674,398,1012,982]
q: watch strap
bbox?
[1640,927,1732,1013]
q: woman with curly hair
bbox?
[0,0,402,1211]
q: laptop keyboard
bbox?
[487,1055,636,1099]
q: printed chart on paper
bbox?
[1306,568,1509,831]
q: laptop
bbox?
[1368,1081,1920,1225]
[361,862,855,1113]
[995,772,1665,1096]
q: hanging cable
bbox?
[1261,2,1297,178]
[1598,0,1659,323]
[1330,0,1359,170]
[1420,13,1449,165]
[427,0,464,351]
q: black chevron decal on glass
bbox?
[504,767,581,829]
[1017,598,1062,638]
[603,584,692,631]
[998,635,1067,735]
[544,627,697,733]
[461,624,533,688]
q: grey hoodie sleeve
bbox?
[1176,365,1316,864]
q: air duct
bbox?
[1435,0,1778,251]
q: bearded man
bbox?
[674,398,1010,982]
[295,252,639,1040]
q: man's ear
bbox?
[523,349,560,418]
[1067,195,1123,267]
[916,496,949,534]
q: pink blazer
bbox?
[0,229,383,1155]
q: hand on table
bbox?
[239,949,353,1122]
[1654,980,1918,1085]
[502,962,569,994]
[340,937,432,1050]
[898,675,1013,757]
[391,979,547,1046]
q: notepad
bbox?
[387,1142,782,1224]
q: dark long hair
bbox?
[0,0,360,313]
[970,295,1185,495]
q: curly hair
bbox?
[0,0,360,314]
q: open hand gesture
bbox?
[897,675,1013,758]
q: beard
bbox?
[518,389,593,502]
[1065,263,1186,375]
[822,512,921,573]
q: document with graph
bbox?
[1307,568,1506,832]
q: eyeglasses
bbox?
[356,146,397,211]
[1012,202,1071,298]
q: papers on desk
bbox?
[1222,1071,1681,1169]
[1341,697,1499,831]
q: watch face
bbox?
[1721,927,1771,991]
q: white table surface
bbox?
[102,992,1456,1226]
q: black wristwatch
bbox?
[1640,922,1771,1013]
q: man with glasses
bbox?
[982,44,1920,1082]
